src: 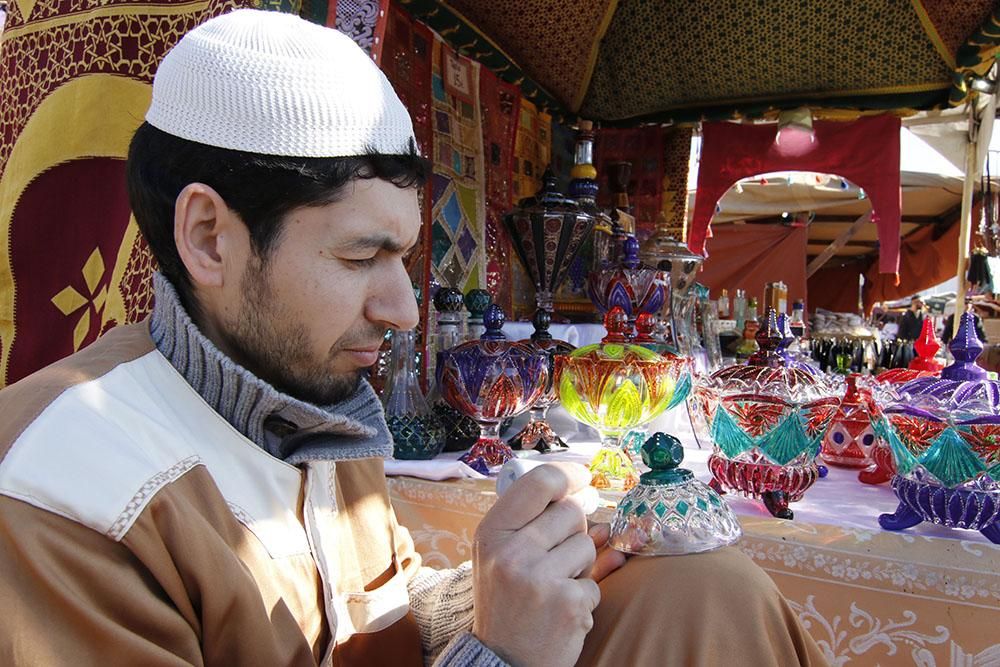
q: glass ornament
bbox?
[428,288,480,453]
[587,236,667,324]
[382,329,446,460]
[610,432,741,555]
[437,304,549,471]
[694,309,839,519]
[503,169,596,316]
[821,374,880,469]
[862,324,944,484]
[556,307,680,492]
[878,313,1000,543]
[508,309,576,452]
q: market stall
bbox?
[5,2,1000,665]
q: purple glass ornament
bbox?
[879,313,1000,543]
[437,304,549,469]
[587,235,667,322]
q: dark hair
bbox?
[126,122,428,316]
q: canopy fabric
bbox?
[399,0,997,124]
[690,116,902,275]
[699,224,809,310]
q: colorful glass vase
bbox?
[587,236,667,324]
[863,326,944,485]
[821,374,880,469]
[509,309,576,452]
[429,288,480,453]
[556,307,678,492]
[610,433,741,555]
[503,168,596,315]
[695,309,840,519]
[437,305,548,471]
[382,329,446,460]
[878,313,1000,543]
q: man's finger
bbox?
[588,522,611,548]
[534,531,597,580]
[587,546,628,583]
[480,463,591,533]
[515,496,588,552]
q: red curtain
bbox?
[690,116,902,275]
[808,262,868,313]
[698,224,809,308]
[863,220,961,312]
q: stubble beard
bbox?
[223,258,362,406]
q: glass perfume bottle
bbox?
[718,289,730,319]
[382,328,446,460]
[733,289,747,330]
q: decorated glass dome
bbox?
[878,313,1000,543]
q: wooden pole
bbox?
[954,100,979,338]
[805,212,871,278]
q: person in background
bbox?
[941,301,988,345]
[0,10,825,666]
[897,296,926,341]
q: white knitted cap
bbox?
[146,9,416,157]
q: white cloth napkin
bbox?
[384,458,487,481]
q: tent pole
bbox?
[954,100,979,338]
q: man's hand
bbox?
[472,463,605,667]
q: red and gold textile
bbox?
[0,0,254,388]
[594,126,666,241]
[478,67,520,316]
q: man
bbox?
[897,296,926,341]
[0,10,824,666]
[941,302,988,345]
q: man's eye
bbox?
[347,257,378,268]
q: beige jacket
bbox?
[0,323,425,666]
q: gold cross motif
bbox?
[51,248,108,351]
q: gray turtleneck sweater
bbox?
[148,274,502,666]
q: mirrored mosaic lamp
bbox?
[382,329,446,460]
[509,309,576,452]
[695,309,840,519]
[587,236,667,325]
[437,305,548,471]
[556,307,677,492]
[610,433,741,556]
[878,313,1000,543]
[503,168,596,316]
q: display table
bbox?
[387,410,1000,666]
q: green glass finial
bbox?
[639,432,693,485]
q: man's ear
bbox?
[174,183,240,289]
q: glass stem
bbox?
[480,421,502,442]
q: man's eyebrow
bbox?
[341,234,409,253]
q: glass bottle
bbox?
[464,289,492,341]
[428,289,480,452]
[789,300,806,338]
[382,329,446,460]
[747,297,759,324]
[733,289,747,330]
[718,289,730,319]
